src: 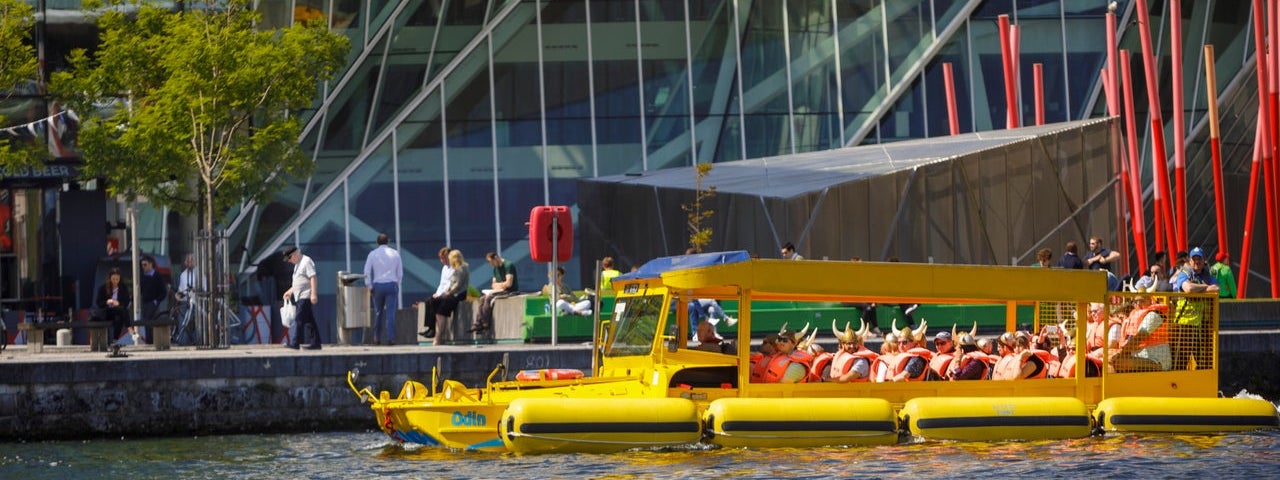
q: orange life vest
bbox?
[1024,349,1055,379]
[869,353,896,383]
[749,352,769,382]
[1120,304,1171,350]
[760,350,813,383]
[830,348,878,382]
[929,351,956,380]
[1057,351,1101,378]
[809,352,833,382]
[952,351,992,380]
[992,353,1022,380]
[889,347,934,382]
[1087,317,1121,351]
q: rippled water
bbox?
[3,429,1280,479]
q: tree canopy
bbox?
[0,0,39,166]
[51,0,349,230]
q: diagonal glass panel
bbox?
[738,0,790,158]
[787,0,840,153]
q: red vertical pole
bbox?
[1247,0,1277,297]
[1267,0,1280,297]
[1170,0,1188,250]
[944,62,960,135]
[998,15,1018,129]
[1204,45,1229,258]
[1108,12,1140,271]
[1239,123,1264,298]
[1034,63,1045,126]
[1121,51,1150,272]
[1105,12,1122,117]
[1012,25,1022,125]
[1255,0,1280,297]
[1135,0,1178,258]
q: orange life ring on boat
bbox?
[515,368,585,382]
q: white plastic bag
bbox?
[280,298,297,329]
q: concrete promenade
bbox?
[2,326,1278,441]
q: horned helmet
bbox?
[952,322,979,348]
[797,325,819,353]
[893,319,928,344]
[832,319,870,346]
[777,321,810,345]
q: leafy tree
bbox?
[51,0,348,235]
[50,1,347,342]
[0,0,39,166]
[683,163,716,253]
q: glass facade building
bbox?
[222,0,1271,317]
[7,1,1272,319]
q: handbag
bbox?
[280,297,297,329]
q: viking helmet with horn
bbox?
[952,322,978,347]
[797,327,819,352]
[894,319,928,343]
[832,319,869,346]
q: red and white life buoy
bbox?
[515,369,585,382]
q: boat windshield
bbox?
[604,294,664,357]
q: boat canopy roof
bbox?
[645,253,1107,305]
[614,250,752,281]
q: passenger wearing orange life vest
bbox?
[877,320,932,382]
[828,319,878,382]
[927,328,957,380]
[1034,323,1068,377]
[1108,294,1172,372]
[870,333,900,382]
[1085,302,1119,351]
[992,332,1042,380]
[794,324,829,383]
[749,334,779,383]
[947,323,990,380]
[1055,326,1102,379]
[759,326,812,383]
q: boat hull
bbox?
[900,397,1092,441]
[702,397,898,448]
[499,398,702,454]
[1095,397,1280,433]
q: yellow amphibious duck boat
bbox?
[349,251,1278,453]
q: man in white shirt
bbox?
[414,246,453,339]
[364,233,403,345]
[282,246,321,350]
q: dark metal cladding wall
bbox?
[579,119,1118,272]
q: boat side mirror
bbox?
[665,335,679,353]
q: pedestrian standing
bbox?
[364,233,403,345]
[282,246,321,350]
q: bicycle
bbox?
[169,291,249,347]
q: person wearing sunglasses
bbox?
[756,328,811,383]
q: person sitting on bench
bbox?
[95,267,132,343]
